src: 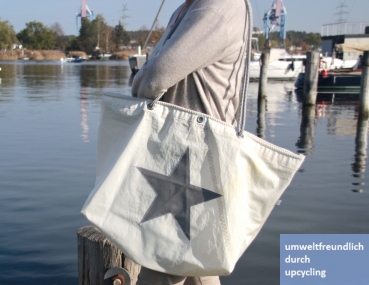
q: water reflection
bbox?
[295,89,360,104]
[294,88,368,193]
[79,63,131,89]
[0,64,17,103]
[296,105,316,155]
[80,87,89,143]
[352,118,368,193]
[17,64,64,98]
[283,89,294,104]
[257,96,266,139]
[294,89,362,156]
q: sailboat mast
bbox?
[143,0,166,49]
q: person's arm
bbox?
[132,7,229,99]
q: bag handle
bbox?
[148,0,253,138]
[237,0,253,138]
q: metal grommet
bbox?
[147,102,154,110]
[197,116,205,124]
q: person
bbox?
[131,0,249,284]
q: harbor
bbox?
[0,60,368,284]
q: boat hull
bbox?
[249,59,304,81]
[295,72,361,92]
[129,55,147,73]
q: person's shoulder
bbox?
[168,4,186,23]
[193,0,245,19]
[196,0,245,9]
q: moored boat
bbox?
[61,56,86,63]
[99,54,111,61]
[294,43,369,92]
[294,72,361,92]
[70,56,86,63]
[249,48,305,81]
[129,53,147,74]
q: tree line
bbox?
[65,15,132,55]
[0,17,322,55]
[0,16,139,55]
[0,16,167,56]
[254,30,322,52]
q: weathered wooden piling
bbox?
[257,96,266,139]
[303,51,320,105]
[352,117,368,174]
[359,51,369,120]
[78,226,141,285]
[296,105,315,156]
[258,48,270,98]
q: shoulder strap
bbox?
[237,0,253,138]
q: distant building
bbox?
[321,22,369,60]
[12,44,23,50]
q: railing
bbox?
[321,22,369,37]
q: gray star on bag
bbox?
[137,148,222,240]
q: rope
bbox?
[236,0,253,138]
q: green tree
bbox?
[113,23,130,49]
[77,14,113,54]
[65,35,79,53]
[17,21,55,49]
[100,24,113,53]
[0,19,18,49]
[77,18,97,54]
[92,15,106,50]
[286,30,322,50]
[304,33,322,50]
[67,15,116,54]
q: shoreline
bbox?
[0,49,139,61]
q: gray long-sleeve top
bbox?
[132,0,248,126]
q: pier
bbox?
[78,226,140,285]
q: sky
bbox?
[0,0,368,36]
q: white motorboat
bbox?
[249,48,305,81]
[320,56,357,70]
[61,56,86,63]
[320,43,369,71]
[60,57,74,63]
[129,45,147,74]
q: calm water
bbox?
[0,61,368,285]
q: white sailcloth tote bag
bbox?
[81,0,304,277]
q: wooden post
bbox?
[258,48,270,98]
[296,105,315,156]
[359,51,369,120]
[78,226,141,285]
[303,51,320,105]
[257,96,266,139]
[352,117,368,175]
